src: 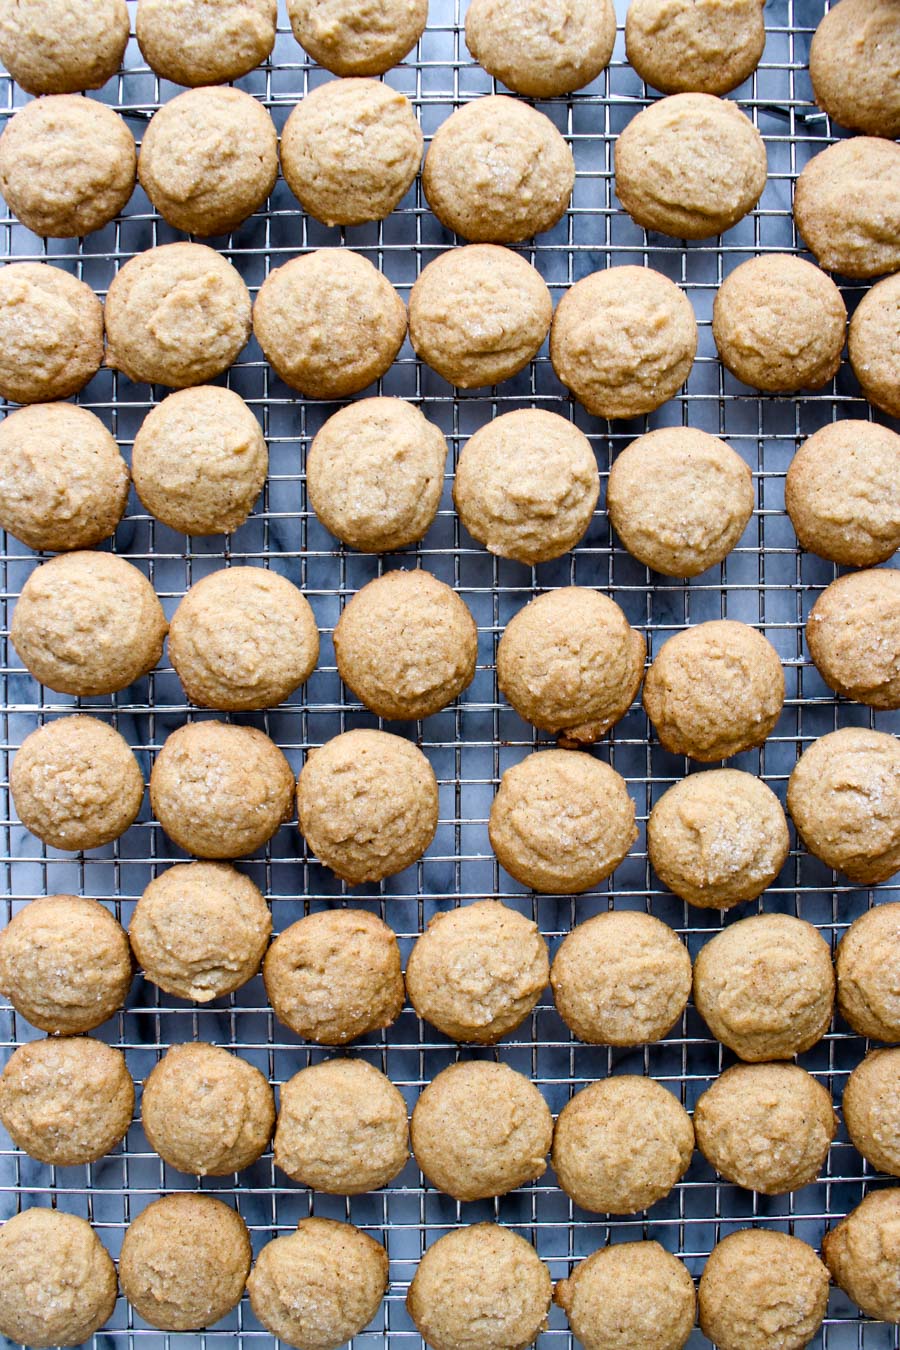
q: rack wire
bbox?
[1,1,899,1346]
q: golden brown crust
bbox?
[0,262,103,404]
[554,1240,696,1350]
[822,1189,900,1322]
[0,0,129,95]
[0,1208,118,1349]
[836,902,900,1042]
[286,0,428,76]
[806,568,900,710]
[842,1048,900,1178]
[136,0,277,85]
[625,0,766,95]
[793,138,900,280]
[809,0,900,139]
[699,1229,829,1350]
[465,0,616,97]
[849,272,900,419]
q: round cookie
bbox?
[252,249,407,399]
[836,902,900,1043]
[550,266,697,418]
[274,1057,408,1194]
[843,1049,900,1178]
[264,908,404,1044]
[806,568,900,709]
[794,137,900,281]
[405,899,549,1044]
[407,1224,551,1350]
[142,1042,274,1176]
[849,272,900,419]
[287,0,428,75]
[693,913,835,1061]
[496,588,646,746]
[643,619,785,762]
[119,1194,250,1331]
[129,861,271,1002]
[552,1076,694,1214]
[554,1241,696,1350]
[0,0,129,95]
[489,750,637,894]
[132,385,268,536]
[423,95,575,244]
[281,78,422,228]
[454,409,598,565]
[11,551,167,697]
[0,95,134,238]
[150,721,294,859]
[297,729,438,884]
[465,0,615,97]
[648,769,790,909]
[694,1063,836,1195]
[11,715,143,852]
[823,1189,900,1323]
[787,728,900,884]
[138,86,278,237]
[809,0,900,140]
[699,1230,830,1350]
[713,253,847,393]
[0,895,132,1035]
[168,567,319,711]
[550,910,692,1046]
[307,397,447,553]
[411,1060,553,1201]
[615,93,767,240]
[0,262,102,404]
[0,1209,117,1349]
[409,245,552,389]
[607,427,754,578]
[785,420,900,567]
[136,0,277,86]
[625,0,766,95]
[0,1036,133,1166]
[247,1218,389,1349]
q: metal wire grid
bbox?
[1,1,899,1346]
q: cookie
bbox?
[615,92,767,239]
[150,721,294,859]
[307,397,447,553]
[713,253,847,392]
[405,899,549,1044]
[0,262,102,404]
[11,551,167,697]
[281,78,422,227]
[119,1194,250,1331]
[333,568,477,720]
[694,1062,836,1194]
[550,910,692,1046]
[823,1189,900,1323]
[643,619,785,762]
[807,568,900,709]
[0,1037,132,1166]
[409,244,552,388]
[554,1241,696,1350]
[785,419,900,567]
[407,1224,551,1350]
[794,137,900,280]
[836,902,900,1043]
[168,566,319,710]
[842,1048,900,1178]
[286,0,427,75]
[0,95,134,238]
[693,913,835,1061]
[699,1230,830,1350]
[274,1057,408,1194]
[247,1218,388,1349]
[253,248,407,398]
[809,0,900,140]
[264,908,404,1045]
[130,861,270,1002]
[848,271,900,419]
[0,0,129,94]
[489,749,637,894]
[11,714,143,852]
[550,265,697,418]
[297,729,438,884]
[138,86,277,236]
[465,0,616,97]
[0,1209,117,1349]
[787,727,900,884]
[423,95,575,244]
[0,894,132,1035]
[496,588,646,745]
[648,769,790,909]
[411,1060,553,1201]
[625,0,766,95]
[552,1075,694,1214]
[607,427,754,578]
[136,0,277,86]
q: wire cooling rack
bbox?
[1,1,899,1346]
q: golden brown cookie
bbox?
[0,0,129,95]
[405,899,549,1044]
[836,902,900,1043]
[806,568,900,709]
[423,95,575,244]
[0,1208,117,1349]
[264,908,403,1044]
[823,1189,900,1323]
[699,1230,830,1350]
[465,0,615,97]
[0,262,102,404]
[787,727,900,885]
[842,1048,900,1178]
[554,1241,696,1350]
[550,265,697,418]
[625,0,766,94]
[489,749,637,894]
[409,244,551,389]
[136,0,277,85]
[794,137,900,280]
[552,1076,694,1214]
[693,913,834,1061]
[809,0,900,140]
[849,271,900,419]
[287,0,428,75]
